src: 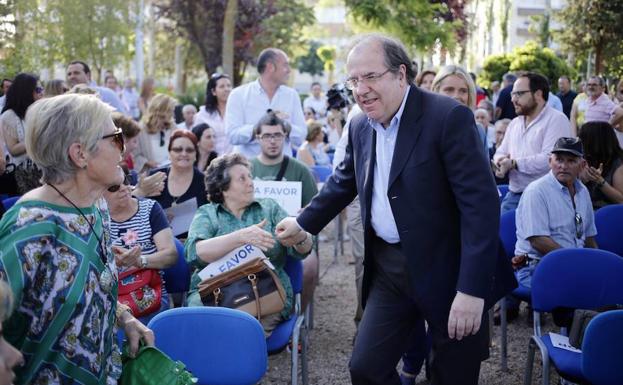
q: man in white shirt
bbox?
[303,82,327,119]
[494,72,572,213]
[121,78,141,120]
[177,104,197,130]
[66,60,128,114]
[225,48,306,158]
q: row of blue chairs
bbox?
[498,204,623,384]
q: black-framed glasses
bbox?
[170,146,196,154]
[102,128,125,153]
[510,90,532,98]
[344,69,392,91]
[574,212,583,239]
[107,173,131,193]
[259,133,285,142]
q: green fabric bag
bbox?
[120,343,197,385]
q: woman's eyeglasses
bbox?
[107,173,132,192]
[102,128,125,153]
[170,146,196,154]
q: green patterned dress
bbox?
[185,198,309,318]
[0,200,122,385]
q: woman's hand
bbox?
[134,171,166,197]
[118,310,155,358]
[112,245,142,268]
[236,219,275,252]
[584,163,604,184]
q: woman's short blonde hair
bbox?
[431,65,477,109]
[142,94,177,134]
[25,94,114,184]
[306,121,324,142]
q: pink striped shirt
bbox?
[584,93,616,123]
[494,105,571,193]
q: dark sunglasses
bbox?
[574,212,583,239]
[211,72,224,79]
[170,146,196,154]
[160,130,165,147]
[107,173,132,193]
[35,86,44,94]
[102,128,125,153]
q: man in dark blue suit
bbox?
[276,34,516,385]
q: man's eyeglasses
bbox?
[259,133,285,142]
[510,90,532,98]
[574,212,583,239]
[107,173,131,193]
[102,128,125,153]
[170,146,196,154]
[344,69,392,91]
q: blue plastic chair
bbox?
[524,248,623,385]
[148,307,267,385]
[498,184,509,203]
[594,204,623,257]
[582,309,623,385]
[311,165,332,184]
[266,256,308,385]
[163,238,191,294]
[2,196,20,211]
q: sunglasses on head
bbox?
[102,128,125,153]
[35,86,44,94]
[107,173,132,193]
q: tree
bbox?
[478,41,575,92]
[154,0,314,85]
[554,0,623,75]
[297,41,324,77]
[345,0,459,56]
[316,45,337,85]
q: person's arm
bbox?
[515,115,571,177]
[286,91,308,148]
[225,88,255,145]
[595,165,623,204]
[141,202,177,269]
[585,236,598,249]
[609,105,623,130]
[570,101,579,136]
[194,219,275,262]
[297,145,315,167]
[528,236,561,255]
[2,118,26,157]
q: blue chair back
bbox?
[594,204,623,257]
[148,307,267,385]
[284,256,303,294]
[497,184,509,202]
[582,309,623,385]
[499,209,516,258]
[531,248,623,313]
[2,196,20,211]
[311,165,332,183]
[162,238,191,294]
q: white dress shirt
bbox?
[194,106,231,155]
[225,80,306,158]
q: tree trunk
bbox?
[594,42,603,75]
[222,0,237,78]
[174,41,185,95]
[146,0,155,77]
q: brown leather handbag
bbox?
[197,257,286,321]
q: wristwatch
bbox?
[139,255,148,268]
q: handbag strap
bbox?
[275,155,289,181]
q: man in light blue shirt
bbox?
[508,137,598,319]
[225,48,307,159]
[66,61,128,114]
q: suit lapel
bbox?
[388,85,424,187]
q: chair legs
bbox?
[291,315,308,385]
[524,336,550,385]
[500,299,508,372]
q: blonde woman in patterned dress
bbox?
[0,94,154,385]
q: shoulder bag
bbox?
[197,257,286,321]
[118,268,163,318]
[120,342,197,385]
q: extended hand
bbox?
[136,171,166,197]
[275,217,307,247]
[237,219,275,252]
[496,157,513,178]
[447,291,484,340]
[119,312,155,357]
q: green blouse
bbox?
[0,200,121,385]
[185,198,309,318]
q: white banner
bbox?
[253,180,302,216]
[198,244,266,280]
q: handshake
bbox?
[241,218,310,253]
[492,156,516,179]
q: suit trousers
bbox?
[349,237,489,385]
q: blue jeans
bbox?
[507,262,536,310]
[501,191,522,213]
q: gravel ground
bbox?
[262,237,561,385]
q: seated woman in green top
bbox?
[0,94,154,385]
[185,154,313,336]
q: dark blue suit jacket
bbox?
[298,86,516,325]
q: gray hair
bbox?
[182,104,197,114]
[25,94,114,184]
[350,34,416,84]
[503,73,517,84]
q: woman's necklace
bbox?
[48,184,115,293]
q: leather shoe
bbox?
[399,371,416,385]
[493,307,519,326]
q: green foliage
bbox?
[297,41,324,77]
[554,0,623,75]
[176,82,206,108]
[345,0,459,54]
[478,41,575,92]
